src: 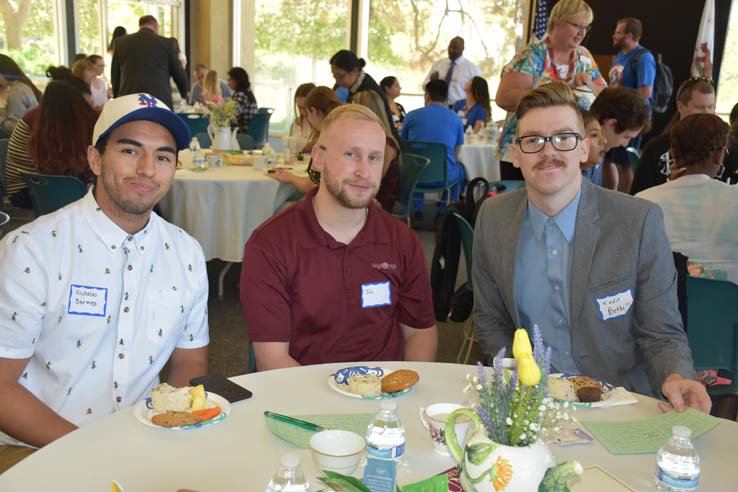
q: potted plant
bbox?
[445,327,582,492]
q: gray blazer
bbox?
[471,179,696,396]
[111,28,189,109]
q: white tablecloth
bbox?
[1,361,735,491]
[158,165,297,262]
[459,142,500,182]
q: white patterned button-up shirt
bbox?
[0,189,209,446]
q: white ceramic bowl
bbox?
[309,429,365,475]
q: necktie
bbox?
[445,60,456,85]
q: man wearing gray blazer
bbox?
[111,15,189,109]
[472,82,710,412]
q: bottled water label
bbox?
[656,465,699,491]
[366,441,404,460]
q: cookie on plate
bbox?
[381,369,419,393]
[568,376,603,402]
[151,411,202,427]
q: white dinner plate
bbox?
[133,392,231,430]
[327,366,415,400]
[549,373,637,408]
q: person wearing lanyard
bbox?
[495,0,606,180]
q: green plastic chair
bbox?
[248,108,274,149]
[248,342,256,373]
[392,153,430,225]
[181,114,209,137]
[625,146,640,171]
[452,212,476,364]
[20,172,87,218]
[401,140,460,205]
[236,133,254,150]
[0,138,8,210]
[193,132,212,149]
[686,276,738,396]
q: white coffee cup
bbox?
[253,155,266,170]
[206,154,223,168]
[419,403,471,456]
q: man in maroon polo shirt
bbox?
[240,104,438,370]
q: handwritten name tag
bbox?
[67,284,108,317]
[596,289,633,321]
[361,281,391,308]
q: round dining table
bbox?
[157,164,298,299]
[458,140,500,183]
[0,362,735,491]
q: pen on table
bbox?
[264,411,326,432]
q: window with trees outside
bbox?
[715,0,738,121]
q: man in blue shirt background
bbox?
[401,79,465,217]
[607,17,656,192]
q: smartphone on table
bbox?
[190,374,253,403]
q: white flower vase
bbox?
[445,408,581,492]
[208,124,238,151]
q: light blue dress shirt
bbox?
[514,190,581,373]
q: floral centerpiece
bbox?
[445,327,582,492]
[207,99,239,128]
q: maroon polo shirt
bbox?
[240,188,435,365]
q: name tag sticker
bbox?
[361,281,392,308]
[68,284,108,317]
[596,289,633,321]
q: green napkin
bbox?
[400,474,449,492]
[583,407,719,455]
[265,413,374,448]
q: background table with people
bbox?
[458,138,501,183]
[0,361,735,491]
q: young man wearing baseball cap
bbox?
[0,93,209,472]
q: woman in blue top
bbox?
[452,76,491,134]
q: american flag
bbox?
[532,0,548,41]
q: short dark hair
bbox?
[589,87,651,134]
[671,113,729,167]
[139,15,157,27]
[618,17,643,41]
[329,50,365,72]
[424,79,448,102]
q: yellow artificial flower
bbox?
[517,355,541,386]
[512,328,533,359]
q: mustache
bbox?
[533,158,566,170]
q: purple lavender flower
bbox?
[532,324,544,364]
[476,361,487,388]
[476,404,495,437]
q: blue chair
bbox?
[248,108,274,149]
[236,133,254,151]
[193,132,212,149]
[452,212,477,364]
[0,211,9,238]
[248,343,256,373]
[401,140,461,207]
[0,138,8,211]
[20,172,87,218]
[392,153,430,226]
[686,276,738,396]
[181,114,209,137]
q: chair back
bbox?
[625,146,640,171]
[248,108,274,149]
[488,180,526,194]
[193,132,212,149]
[236,133,254,150]
[686,276,738,395]
[393,153,430,220]
[452,212,475,291]
[181,114,209,137]
[401,140,448,187]
[0,138,8,210]
[20,172,87,218]
[0,211,9,238]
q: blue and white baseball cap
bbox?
[92,93,191,150]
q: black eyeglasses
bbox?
[515,132,583,153]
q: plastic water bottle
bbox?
[189,137,201,154]
[654,425,700,491]
[265,453,309,492]
[193,148,206,169]
[365,400,405,461]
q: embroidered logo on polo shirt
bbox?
[371,262,397,270]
